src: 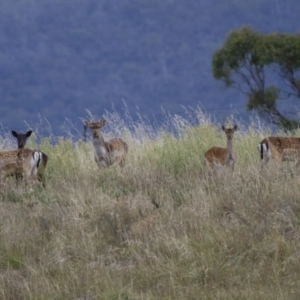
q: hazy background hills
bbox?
[0,0,299,136]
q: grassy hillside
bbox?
[1,113,300,299]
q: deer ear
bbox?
[83,125,87,142]
[100,119,107,127]
[11,131,18,138]
[233,125,238,131]
[221,125,226,131]
[26,130,32,137]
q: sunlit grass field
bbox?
[1,111,300,300]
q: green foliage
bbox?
[213,27,253,77]
[0,246,26,270]
[212,26,300,129]
[277,118,300,131]
[107,290,134,300]
[247,86,279,111]
[212,27,263,83]
[267,33,300,68]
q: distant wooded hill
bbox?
[0,0,299,135]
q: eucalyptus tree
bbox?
[212,27,300,129]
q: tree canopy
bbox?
[212,27,300,129]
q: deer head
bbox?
[11,130,33,149]
[83,119,107,140]
[221,125,238,140]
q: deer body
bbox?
[205,125,238,171]
[258,136,300,168]
[84,119,128,168]
[11,130,48,186]
[0,148,43,185]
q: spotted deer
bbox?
[258,136,300,169]
[0,148,43,187]
[83,119,128,168]
[205,125,238,172]
[11,130,48,187]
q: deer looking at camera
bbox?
[11,130,33,149]
[258,136,300,169]
[11,130,48,187]
[83,119,128,168]
[205,125,238,172]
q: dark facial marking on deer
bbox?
[12,130,32,149]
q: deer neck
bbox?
[226,138,234,160]
[93,133,109,157]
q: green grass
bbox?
[1,114,300,299]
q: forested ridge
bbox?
[0,0,299,135]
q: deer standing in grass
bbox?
[0,148,43,187]
[205,125,238,172]
[83,119,128,168]
[11,130,48,187]
[258,136,300,169]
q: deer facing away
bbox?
[11,130,48,187]
[0,148,43,187]
[83,119,128,168]
[205,125,238,172]
[258,136,300,169]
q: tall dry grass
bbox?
[1,111,300,299]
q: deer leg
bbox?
[0,172,5,189]
[260,150,271,170]
[38,172,47,188]
[96,157,109,168]
[23,166,37,186]
[119,158,126,168]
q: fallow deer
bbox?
[83,119,128,168]
[11,130,48,187]
[205,125,238,172]
[0,148,43,187]
[11,130,32,149]
[258,136,300,169]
